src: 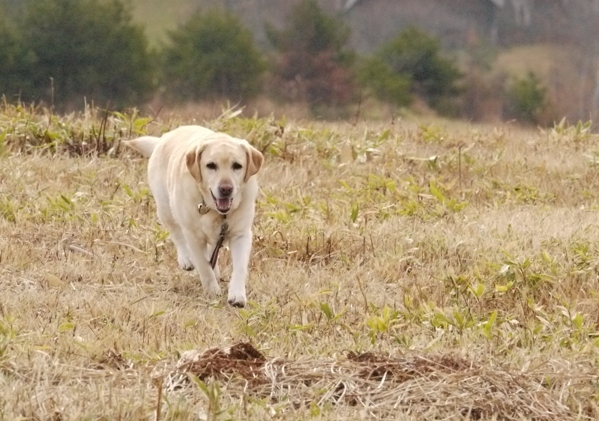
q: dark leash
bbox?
[198,201,228,269]
[210,217,228,269]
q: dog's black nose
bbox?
[219,185,233,197]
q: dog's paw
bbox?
[178,256,194,271]
[205,282,222,297]
[227,291,247,308]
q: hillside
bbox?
[131,0,599,52]
[1,0,597,121]
[130,0,599,123]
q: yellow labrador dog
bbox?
[125,126,263,307]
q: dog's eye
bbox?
[232,162,243,170]
[206,162,217,170]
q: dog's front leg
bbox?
[227,232,252,307]
[182,231,221,297]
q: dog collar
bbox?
[197,199,210,215]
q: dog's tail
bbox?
[123,136,161,158]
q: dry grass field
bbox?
[1,104,599,420]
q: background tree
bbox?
[161,9,265,101]
[7,0,154,109]
[267,0,355,107]
[368,27,462,114]
[356,56,412,108]
[0,9,32,101]
[504,71,551,124]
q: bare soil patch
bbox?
[166,342,596,420]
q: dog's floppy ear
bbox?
[244,144,264,182]
[186,145,205,183]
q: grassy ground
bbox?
[1,104,599,419]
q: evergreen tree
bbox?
[11,0,154,109]
[505,72,549,124]
[0,10,32,101]
[161,9,265,101]
[377,27,462,112]
[267,0,354,106]
[358,27,462,113]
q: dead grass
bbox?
[1,105,599,419]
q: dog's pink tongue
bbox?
[217,198,231,210]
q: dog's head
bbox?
[185,135,263,215]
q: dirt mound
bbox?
[164,342,595,420]
[176,342,267,387]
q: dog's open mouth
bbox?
[211,191,233,214]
